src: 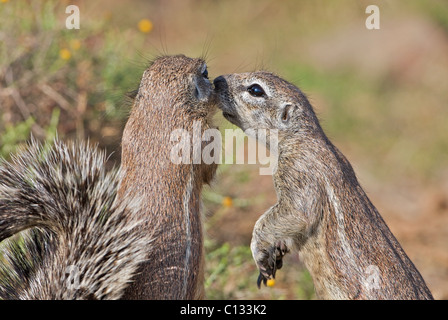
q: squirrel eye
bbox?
[247,84,265,97]
[202,68,209,79]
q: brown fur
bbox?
[214,72,433,300]
[119,55,217,299]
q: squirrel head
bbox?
[133,55,216,122]
[214,71,320,140]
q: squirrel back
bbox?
[0,139,152,299]
[119,55,217,299]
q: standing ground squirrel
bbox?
[0,140,151,299]
[214,72,433,299]
[119,55,218,299]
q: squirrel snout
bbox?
[213,76,228,91]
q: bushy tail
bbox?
[0,139,151,299]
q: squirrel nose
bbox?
[213,76,227,90]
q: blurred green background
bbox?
[1,0,447,299]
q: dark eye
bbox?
[247,84,265,97]
[202,68,209,79]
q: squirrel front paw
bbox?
[251,239,289,288]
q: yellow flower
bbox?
[70,39,81,51]
[59,48,71,60]
[266,279,275,287]
[222,196,233,208]
[138,19,153,34]
[1,0,9,3]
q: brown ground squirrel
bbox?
[119,55,218,299]
[0,139,151,299]
[214,72,433,299]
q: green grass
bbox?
[0,0,146,152]
[204,239,316,300]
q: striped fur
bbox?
[0,139,152,299]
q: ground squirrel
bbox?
[0,139,151,299]
[214,72,433,299]
[119,55,218,299]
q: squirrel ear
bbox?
[194,76,211,101]
[280,104,297,124]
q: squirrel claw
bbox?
[257,273,266,288]
[255,240,289,289]
[257,272,272,288]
